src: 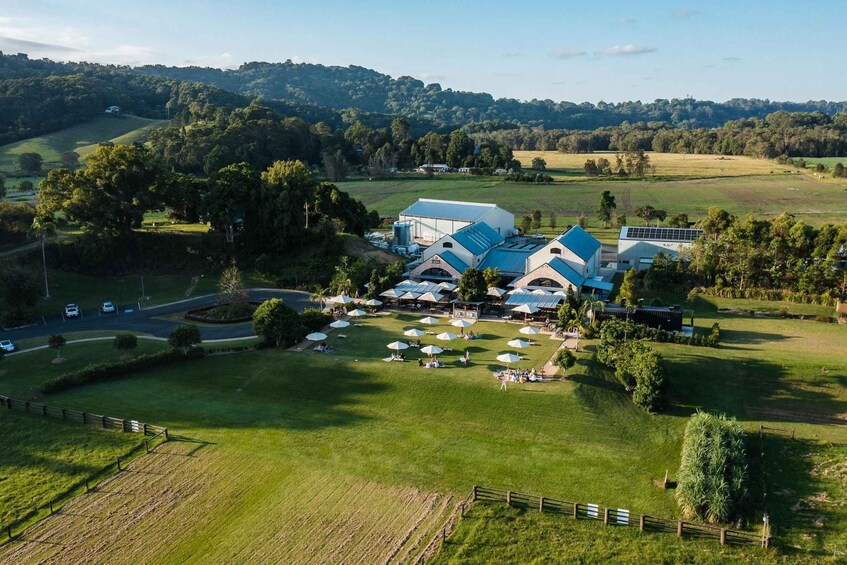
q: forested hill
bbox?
[137,60,847,129]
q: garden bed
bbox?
[184,302,259,324]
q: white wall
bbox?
[617,240,691,271]
[399,215,473,243]
[479,207,515,236]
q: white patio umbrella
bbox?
[507,339,531,349]
[380,289,402,299]
[419,316,439,325]
[420,345,443,355]
[404,328,426,337]
[487,287,506,298]
[329,320,350,329]
[387,341,410,350]
[400,291,421,300]
[513,304,540,315]
[496,352,521,365]
[328,295,354,305]
[348,309,367,317]
[519,326,541,336]
[418,291,444,303]
[436,332,458,341]
[451,319,475,329]
[306,332,327,341]
[364,298,383,306]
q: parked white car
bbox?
[64,304,80,318]
[0,339,15,352]
[101,301,116,314]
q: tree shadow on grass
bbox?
[716,328,793,348]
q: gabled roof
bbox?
[439,251,469,273]
[556,226,601,262]
[547,258,586,288]
[400,198,498,222]
[478,246,534,275]
[451,222,505,256]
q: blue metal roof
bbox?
[504,293,563,309]
[583,278,614,292]
[478,247,533,275]
[547,258,586,288]
[400,199,496,222]
[556,226,601,262]
[439,251,469,273]
[451,222,505,256]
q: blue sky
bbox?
[0,1,843,103]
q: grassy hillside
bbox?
[0,298,844,561]
[0,115,169,180]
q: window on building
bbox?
[443,242,453,248]
[550,248,561,255]
[527,278,562,288]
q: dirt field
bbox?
[0,439,458,564]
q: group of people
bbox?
[419,356,444,368]
[407,339,422,347]
[495,368,544,389]
[313,342,334,353]
[390,352,406,361]
[462,331,478,340]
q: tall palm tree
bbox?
[310,285,329,310]
[30,217,56,298]
[579,295,606,325]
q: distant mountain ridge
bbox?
[136,60,847,129]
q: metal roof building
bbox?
[398,198,515,243]
[617,226,704,271]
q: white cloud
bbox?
[597,44,656,56]
[672,8,700,18]
[550,49,587,60]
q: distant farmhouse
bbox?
[402,198,613,298]
[105,105,122,114]
[617,226,704,271]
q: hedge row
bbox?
[40,349,199,394]
[593,318,720,348]
[696,286,837,306]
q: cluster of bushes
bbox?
[596,318,719,348]
[504,172,554,183]
[695,286,837,306]
[252,298,308,347]
[676,411,749,524]
[596,320,666,412]
[40,349,195,394]
[300,308,333,332]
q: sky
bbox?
[1,0,844,103]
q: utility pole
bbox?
[40,232,50,298]
[304,202,310,229]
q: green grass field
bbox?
[338,171,847,233]
[0,115,169,177]
[0,298,844,561]
[0,410,142,528]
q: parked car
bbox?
[64,304,80,318]
[101,301,116,314]
[0,339,15,353]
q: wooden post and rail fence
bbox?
[0,394,170,545]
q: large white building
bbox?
[510,226,603,293]
[398,199,515,243]
[617,226,704,271]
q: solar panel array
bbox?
[625,227,703,242]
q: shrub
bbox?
[113,333,138,356]
[814,314,832,323]
[553,348,576,376]
[168,325,201,352]
[676,412,749,523]
[40,350,190,394]
[300,308,332,332]
[253,298,306,347]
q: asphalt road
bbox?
[2,289,314,343]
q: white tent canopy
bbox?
[386,341,410,350]
[487,287,507,298]
[403,328,426,337]
[348,309,367,317]
[379,289,402,299]
[512,304,539,315]
[306,332,327,341]
[364,298,383,306]
[329,320,350,329]
[328,295,354,304]
[518,326,541,336]
[417,291,444,303]
[419,316,440,325]
[507,339,531,349]
[436,332,457,341]
[420,345,443,355]
[450,319,475,328]
[437,282,457,291]
[496,353,521,364]
[400,291,421,300]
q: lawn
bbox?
[0,304,844,562]
[338,171,847,234]
[0,410,142,529]
[0,115,169,175]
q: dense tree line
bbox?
[645,207,847,298]
[474,112,847,158]
[135,60,847,129]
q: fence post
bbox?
[85,479,89,492]
[472,486,477,501]
[164,428,169,440]
[62,408,66,419]
[539,496,544,512]
[506,491,511,507]
[442,527,446,544]
[143,423,148,436]
[81,412,86,424]
[117,457,122,471]
[49,500,53,514]
[460,502,465,516]
[677,520,684,538]
[764,535,772,549]
[6,525,10,540]
[42,405,48,416]
[101,415,107,429]
[24,401,30,412]
[720,528,726,546]
[604,508,610,525]
[573,503,578,519]
[639,514,645,532]
[145,439,150,453]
